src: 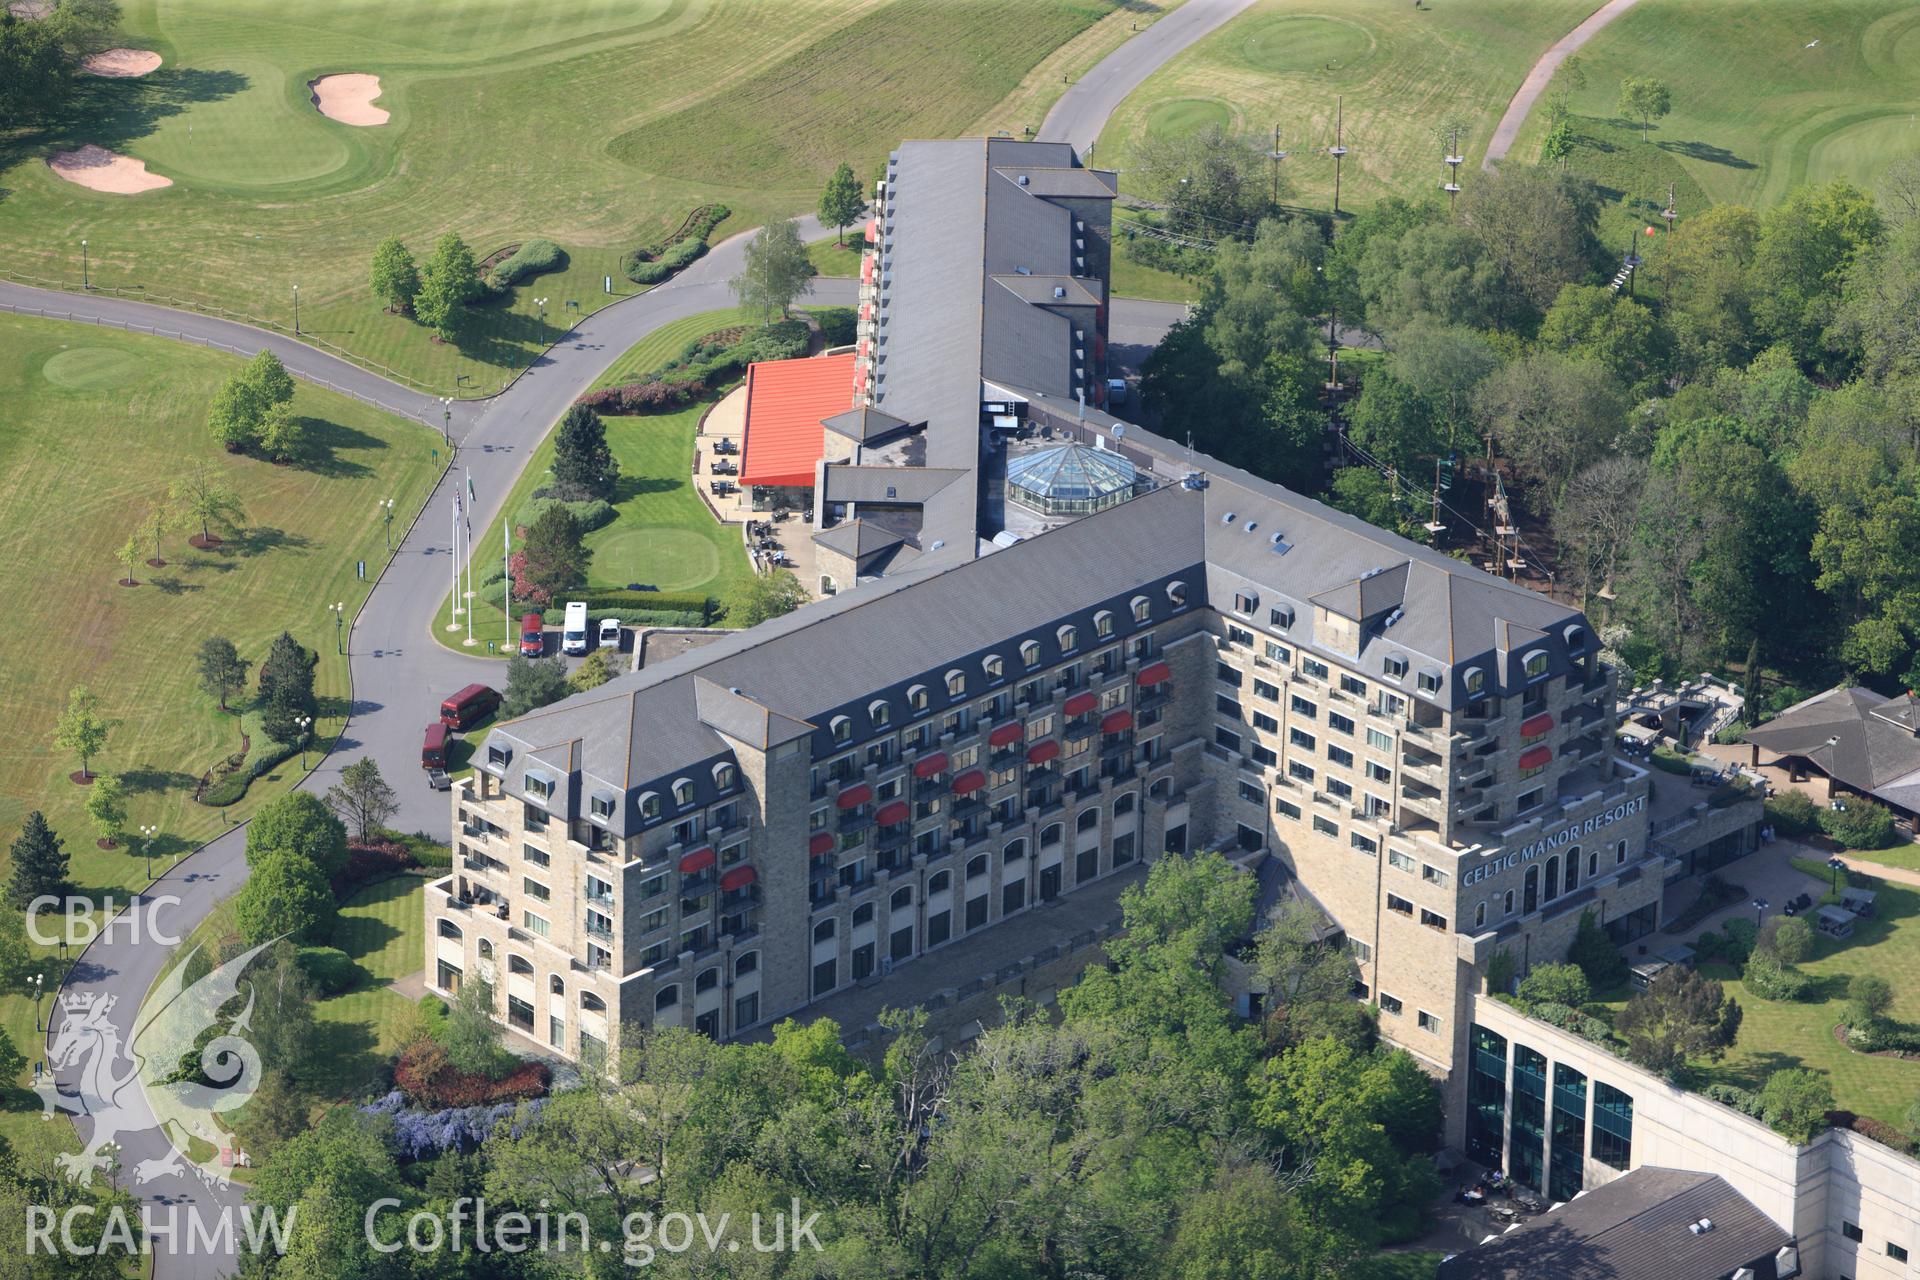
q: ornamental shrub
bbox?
[296,946,362,994]
[1743,949,1812,1002]
[360,1090,546,1161]
[393,1039,550,1109]
[513,497,615,535]
[1820,799,1899,849]
[1764,790,1820,835]
[1516,962,1591,1009]
[1703,1082,1765,1118]
[810,305,857,346]
[1720,917,1758,966]
[487,238,566,289]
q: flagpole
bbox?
[504,517,513,653]
[463,468,475,647]
[446,491,460,632]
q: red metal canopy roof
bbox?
[988,721,1024,747]
[876,800,911,827]
[1026,739,1060,765]
[837,783,872,809]
[1518,745,1553,771]
[1101,709,1134,734]
[738,352,858,488]
[809,831,835,858]
[720,864,758,892]
[1520,713,1555,739]
[678,846,715,874]
[1064,691,1098,717]
[952,769,987,795]
[1136,661,1172,687]
[912,751,949,778]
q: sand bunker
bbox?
[48,146,173,195]
[80,48,163,78]
[308,74,389,126]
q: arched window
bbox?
[983,654,1004,681]
[908,684,929,712]
[1166,580,1187,608]
[1462,667,1486,696]
[1544,856,1560,902]
[478,939,494,960]
[672,778,695,807]
[712,761,737,790]
[1131,595,1152,623]
[1057,624,1078,652]
[945,669,966,698]
[1564,624,1586,651]
[966,854,989,879]
[1522,649,1549,680]
[1523,865,1539,914]
[853,902,875,926]
[1114,793,1135,817]
[1093,610,1114,638]
[581,991,606,1012]
[1149,778,1171,801]
[928,871,951,894]
[655,985,679,1011]
[1040,823,1063,848]
[1587,850,1598,879]
[696,967,719,993]
[735,951,758,977]
[1474,902,1486,929]
[1003,839,1027,864]
[813,919,837,942]
[1503,890,1515,916]
[867,700,891,729]
[1020,640,1042,668]
[437,919,463,940]
[830,715,852,743]
[639,791,662,819]
[1077,808,1100,832]
[549,974,565,996]
[1566,847,1581,892]
[508,955,533,975]
[891,887,913,910]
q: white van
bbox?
[561,601,589,655]
[598,617,622,650]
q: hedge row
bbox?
[488,238,566,289]
[576,378,709,415]
[1846,1020,1920,1054]
[624,235,707,285]
[579,318,810,414]
[513,496,616,535]
[198,737,302,808]
[810,305,857,346]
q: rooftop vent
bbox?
[931,539,946,550]
[1053,286,1067,299]
[1384,607,1404,628]
[1017,174,1029,186]
[1221,511,1236,524]
[1181,472,1209,490]
[1361,566,1385,579]
[1243,521,1258,534]
[1015,265,1031,276]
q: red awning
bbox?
[859,301,872,322]
[1026,739,1060,765]
[876,800,911,827]
[952,769,987,796]
[1101,709,1134,734]
[1518,745,1553,771]
[864,218,879,243]
[988,721,1024,748]
[912,751,949,778]
[1136,661,1172,687]
[809,831,835,858]
[837,783,872,809]
[678,846,715,874]
[719,865,758,893]
[1064,691,1098,717]
[1520,713,1555,739]
[860,253,875,284]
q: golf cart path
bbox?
[1482,0,1643,169]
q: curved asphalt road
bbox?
[1482,0,1643,168]
[27,2,1238,1266]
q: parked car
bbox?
[422,723,449,770]
[519,612,545,657]
[439,683,500,730]
[562,600,588,655]
[598,617,622,650]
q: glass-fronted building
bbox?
[1006,443,1140,517]
[1468,1022,1634,1195]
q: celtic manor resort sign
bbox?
[1460,796,1648,888]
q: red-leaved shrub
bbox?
[394,1040,549,1109]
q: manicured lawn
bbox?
[585,307,753,393]
[444,331,756,656]
[1110,237,1201,303]
[969,0,1186,139]
[1095,0,1578,213]
[0,0,1120,393]
[308,875,429,1099]
[1850,844,1920,874]
[1509,0,1920,211]
[807,236,867,279]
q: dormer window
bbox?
[1564,625,1586,651]
[672,778,695,807]
[1057,625,1077,653]
[1167,580,1188,608]
[1416,670,1443,696]
[831,715,853,744]
[1093,610,1114,638]
[1020,640,1041,668]
[868,700,891,728]
[1523,650,1550,680]
[1463,667,1486,696]
[1233,591,1257,616]
[712,762,738,791]
[1269,604,1294,630]
[1383,654,1408,680]
[639,791,661,820]
[983,655,1004,681]
[486,743,511,770]
[908,684,929,712]
[590,793,616,820]
[1131,596,1152,623]
[945,669,967,699]
[525,771,554,803]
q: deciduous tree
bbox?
[195,636,251,711]
[1616,76,1671,140]
[114,532,142,587]
[1474,351,1626,499]
[247,790,349,877]
[325,758,398,842]
[84,771,128,848]
[1616,964,1742,1078]
[501,653,569,717]
[169,461,246,546]
[54,684,116,781]
[414,232,482,342]
[369,236,420,314]
[234,851,335,944]
[722,569,807,628]
[730,217,812,321]
[1758,1067,1833,1144]
[818,161,865,246]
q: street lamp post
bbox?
[139,822,157,883]
[292,283,300,335]
[379,497,395,551]
[535,296,548,332]
[1752,897,1770,931]
[296,715,313,769]
[332,601,346,654]
[1828,855,1847,895]
[29,973,44,1033]
[441,396,452,443]
[81,239,89,290]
